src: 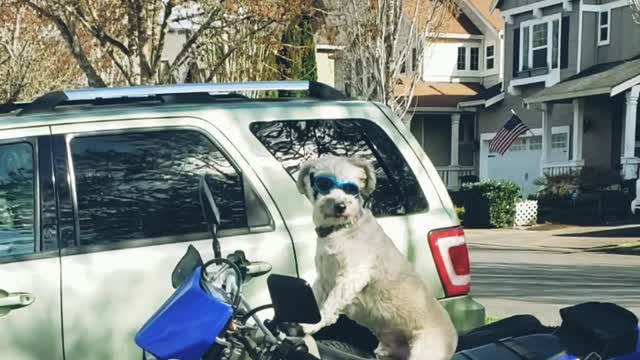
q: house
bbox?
[461,0,640,196]
[315,0,507,190]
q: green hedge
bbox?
[461,180,522,228]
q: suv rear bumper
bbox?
[440,295,486,334]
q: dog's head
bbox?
[296,155,376,227]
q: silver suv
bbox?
[0,81,484,359]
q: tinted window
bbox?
[250,119,428,217]
[71,130,248,246]
[0,142,35,258]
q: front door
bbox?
[0,130,64,360]
[52,118,297,359]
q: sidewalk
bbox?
[464,224,640,254]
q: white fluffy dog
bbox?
[297,155,458,360]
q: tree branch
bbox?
[19,0,106,87]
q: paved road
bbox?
[466,226,640,325]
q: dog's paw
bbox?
[301,322,324,335]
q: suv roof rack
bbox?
[9,80,348,116]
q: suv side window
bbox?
[250,119,428,216]
[0,142,36,258]
[70,129,264,246]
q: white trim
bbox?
[611,75,640,97]
[542,160,585,168]
[597,9,611,46]
[510,74,549,87]
[457,92,505,108]
[485,42,496,71]
[501,0,567,16]
[577,0,584,72]
[581,0,629,12]
[458,99,486,107]
[439,33,485,40]
[485,92,505,107]
[519,14,562,72]
[499,30,505,87]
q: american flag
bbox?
[489,114,530,155]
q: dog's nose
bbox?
[334,203,347,215]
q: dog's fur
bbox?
[297,155,458,360]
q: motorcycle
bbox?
[134,176,373,360]
[135,176,640,360]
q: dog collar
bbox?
[315,223,352,238]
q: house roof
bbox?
[441,12,483,35]
[525,56,640,104]
[394,80,488,108]
[468,0,504,31]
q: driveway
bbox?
[466,225,640,325]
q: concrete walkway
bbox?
[465,224,640,326]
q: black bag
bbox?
[557,302,639,358]
[457,315,555,352]
[454,334,568,360]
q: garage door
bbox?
[488,137,541,196]
[486,133,569,196]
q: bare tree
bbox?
[16,0,312,87]
[323,0,458,119]
[632,0,640,24]
[0,0,83,102]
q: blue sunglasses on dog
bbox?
[312,175,360,196]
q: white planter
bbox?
[515,200,538,227]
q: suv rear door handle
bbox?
[0,289,35,316]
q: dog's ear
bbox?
[349,157,377,196]
[296,159,316,197]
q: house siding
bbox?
[479,85,573,135]
[597,7,640,64]
[411,115,452,167]
[583,96,615,168]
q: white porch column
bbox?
[541,103,553,174]
[572,99,585,163]
[542,104,554,163]
[448,113,461,189]
[622,86,640,179]
[450,113,461,166]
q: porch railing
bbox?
[542,164,584,176]
[436,166,477,190]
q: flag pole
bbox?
[511,108,536,137]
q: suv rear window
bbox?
[250,119,428,216]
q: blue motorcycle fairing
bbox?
[135,266,233,360]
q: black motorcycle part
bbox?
[313,315,379,353]
[557,301,639,358]
[457,314,555,352]
[453,334,568,360]
[316,340,376,360]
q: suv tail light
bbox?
[428,226,470,297]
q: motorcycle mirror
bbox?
[267,274,321,325]
[171,245,204,289]
[199,175,222,259]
